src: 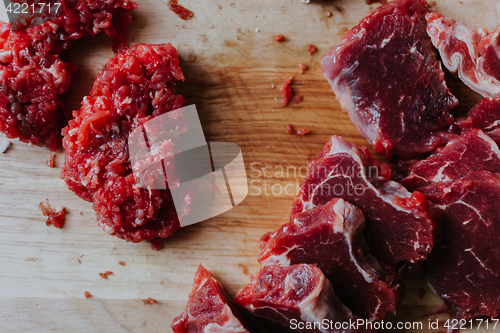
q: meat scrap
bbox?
[308,44,316,55]
[298,63,306,73]
[426,12,500,98]
[61,44,186,243]
[0,0,137,151]
[280,77,293,106]
[47,152,55,168]
[235,264,375,333]
[291,136,437,266]
[321,0,458,157]
[286,124,310,136]
[239,264,249,275]
[143,297,156,305]
[294,127,309,135]
[39,200,65,228]
[279,77,303,106]
[172,265,260,333]
[259,198,401,321]
[420,171,500,320]
[150,238,163,251]
[99,271,114,279]
[168,0,193,20]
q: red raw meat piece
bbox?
[172,265,259,333]
[291,136,437,266]
[295,127,309,135]
[280,77,293,106]
[39,201,65,228]
[235,264,375,333]
[426,12,500,98]
[321,0,458,157]
[403,129,500,191]
[0,0,137,151]
[420,171,500,320]
[307,44,316,55]
[0,23,74,151]
[400,129,500,319]
[150,238,163,251]
[99,271,113,279]
[259,198,401,321]
[456,98,500,145]
[61,44,186,242]
[168,0,193,20]
[286,124,310,136]
[47,152,56,167]
[143,297,156,304]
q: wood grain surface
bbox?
[0,0,498,332]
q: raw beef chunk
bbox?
[0,0,137,150]
[420,171,500,320]
[321,0,458,157]
[426,12,500,98]
[234,264,374,333]
[259,198,401,321]
[403,129,500,190]
[402,128,500,318]
[457,98,500,145]
[61,44,186,242]
[172,265,259,333]
[291,136,436,266]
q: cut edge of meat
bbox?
[321,54,381,154]
[321,0,458,157]
[172,265,256,333]
[259,197,401,321]
[423,171,500,320]
[291,135,436,265]
[234,264,370,332]
[295,136,418,216]
[426,12,500,98]
[403,128,500,191]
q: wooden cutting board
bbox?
[0,0,498,332]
